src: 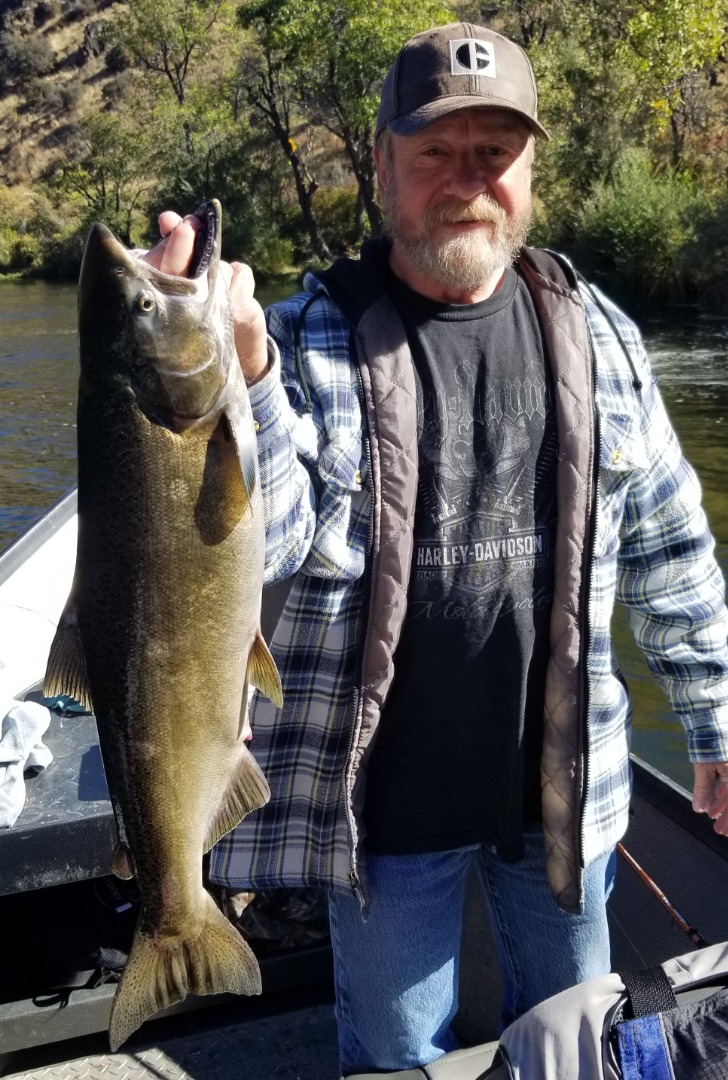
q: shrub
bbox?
[105,42,129,74]
[102,70,134,109]
[0,33,55,81]
[34,0,59,26]
[313,186,359,255]
[59,80,82,112]
[0,184,71,274]
[569,152,707,306]
[22,77,56,110]
[683,198,728,312]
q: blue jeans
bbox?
[328,835,615,1075]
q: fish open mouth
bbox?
[188,201,220,280]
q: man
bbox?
[146,23,728,1076]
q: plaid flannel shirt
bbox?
[209,262,728,897]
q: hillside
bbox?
[0,0,122,185]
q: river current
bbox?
[1,281,727,790]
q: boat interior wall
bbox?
[0,490,77,704]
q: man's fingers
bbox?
[158,211,182,239]
[692,765,714,814]
[230,260,255,301]
[692,763,728,836]
[158,214,200,275]
[141,213,200,274]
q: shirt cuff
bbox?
[248,337,296,449]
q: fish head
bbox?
[78,200,237,427]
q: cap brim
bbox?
[384,96,549,141]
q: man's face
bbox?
[376,109,534,300]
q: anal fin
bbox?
[203,746,271,852]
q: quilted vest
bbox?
[316,243,596,912]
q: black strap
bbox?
[619,966,679,1019]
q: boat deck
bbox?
[2,497,727,1079]
[2,759,727,1080]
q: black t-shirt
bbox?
[363,266,558,860]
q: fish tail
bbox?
[108,893,261,1052]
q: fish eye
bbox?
[135,293,156,314]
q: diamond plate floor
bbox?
[1,1000,340,1080]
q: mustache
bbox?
[425,196,507,227]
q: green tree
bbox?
[108,0,244,160]
[239,0,454,243]
[108,0,235,106]
[238,34,333,261]
[491,0,727,238]
[49,114,154,246]
[570,150,707,303]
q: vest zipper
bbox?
[578,320,601,887]
[341,344,374,903]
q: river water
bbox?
[1,281,727,791]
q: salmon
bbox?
[44,200,281,1051]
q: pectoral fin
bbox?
[248,631,283,708]
[43,601,93,712]
[203,745,271,852]
[222,398,258,511]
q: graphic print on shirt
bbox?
[409,351,558,623]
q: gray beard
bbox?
[385,192,532,292]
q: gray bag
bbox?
[498,940,728,1079]
[346,941,728,1080]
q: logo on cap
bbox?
[449,38,495,78]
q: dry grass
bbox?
[0,3,117,184]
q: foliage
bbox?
[0,184,70,274]
[497,0,728,213]
[566,151,708,305]
[0,33,55,86]
[105,42,131,74]
[1,0,728,305]
[683,197,728,311]
[313,186,360,254]
[48,113,154,245]
[108,0,239,104]
[238,0,454,239]
[149,117,297,277]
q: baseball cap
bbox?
[376,22,549,141]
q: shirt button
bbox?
[611,448,622,464]
[355,469,362,486]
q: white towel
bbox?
[0,700,53,828]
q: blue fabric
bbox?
[618,1014,673,1080]
[327,835,615,1075]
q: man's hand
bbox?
[142,211,269,385]
[692,762,728,836]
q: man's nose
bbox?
[442,157,490,201]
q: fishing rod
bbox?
[616,842,710,949]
